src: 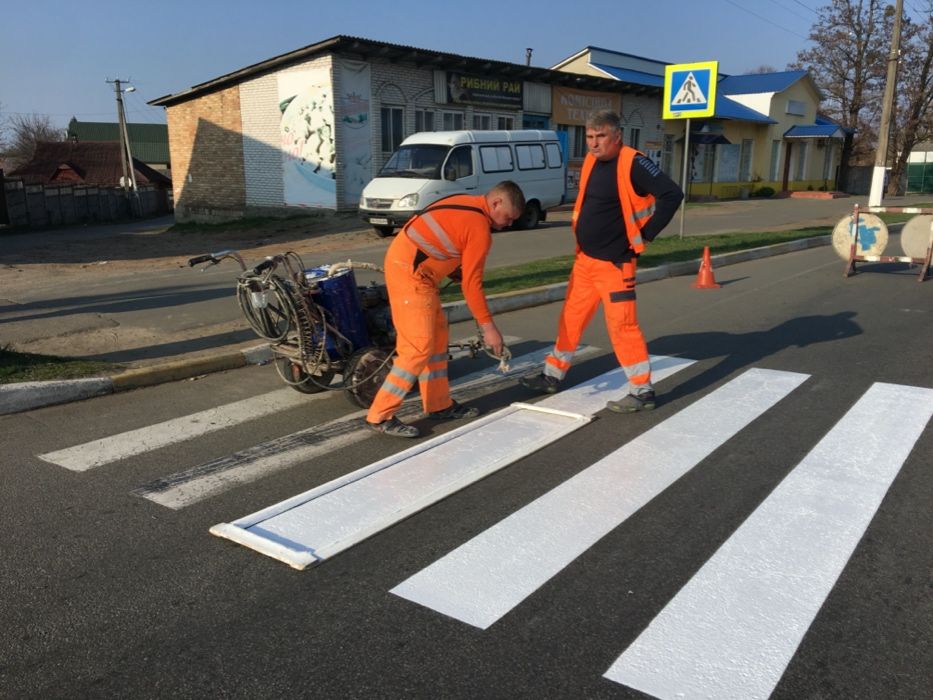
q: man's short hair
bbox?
[491,180,526,211]
[585,109,622,133]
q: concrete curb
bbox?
[1,235,830,415]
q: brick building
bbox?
[149,35,658,223]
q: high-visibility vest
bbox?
[571,146,656,254]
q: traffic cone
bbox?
[692,246,721,289]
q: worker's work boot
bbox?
[606,390,656,413]
[519,373,559,394]
[367,416,421,438]
[426,400,480,420]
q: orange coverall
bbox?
[543,148,656,390]
[366,195,494,424]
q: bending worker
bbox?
[367,181,526,438]
[521,110,683,411]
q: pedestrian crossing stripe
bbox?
[663,61,718,120]
[390,367,808,628]
[209,355,696,569]
[604,382,933,699]
[133,344,604,509]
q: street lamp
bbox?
[107,78,139,214]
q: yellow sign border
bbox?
[663,61,719,120]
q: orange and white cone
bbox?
[692,246,721,289]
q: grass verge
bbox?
[0,346,123,385]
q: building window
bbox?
[822,142,833,180]
[557,124,587,159]
[628,127,641,150]
[497,116,514,130]
[473,114,491,130]
[739,139,753,181]
[381,106,404,152]
[442,111,464,130]
[770,139,782,181]
[794,142,808,181]
[415,110,435,133]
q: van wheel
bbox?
[373,225,395,237]
[515,202,541,230]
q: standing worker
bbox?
[367,181,526,438]
[521,110,683,411]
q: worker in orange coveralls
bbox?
[366,181,525,438]
[521,109,683,411]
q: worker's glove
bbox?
[447,266,463,283]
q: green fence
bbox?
[907,162,933,194]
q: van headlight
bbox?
[396,193,419,209]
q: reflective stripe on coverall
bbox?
[544,147,655,389]
[366,196,493,424]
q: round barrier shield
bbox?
[831,212,888,260]
[900,215,933,260]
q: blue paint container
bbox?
[304,265,370,355]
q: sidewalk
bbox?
[2,194,928,414]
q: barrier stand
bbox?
[834,203,933,282]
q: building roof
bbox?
[784,124,847,138]
[6,141,171,187]
[718,70,809,95]
[67,118,170,164]
[149,35,661,108]
[590,63,664,88]
[716,95,777,123]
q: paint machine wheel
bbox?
[273,356,336,394]
[343,346,393,408]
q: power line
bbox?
[763,0,816,23]
[721,0,810,39]
[788,0,820,15]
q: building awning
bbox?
[676,133,732,145]
[784,124,846,139]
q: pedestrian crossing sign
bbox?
[663,61,718,119]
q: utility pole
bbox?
[869,0,903,207]
[107,77,139,214]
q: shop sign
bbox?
[447,72,523,108]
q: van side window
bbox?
[444,146,474,180]
[516,144,546,170]
[546,143,563,169]
[480,145,514,173]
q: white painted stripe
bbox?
[137,345,606,509]
[38,389,313,471]
[390,368,808,629]
[209,356,697,568]
[604,382,933,700]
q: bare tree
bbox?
[886,2,933,194]
[791,0,894,187]
[1,112,64,171]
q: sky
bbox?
[0,0,920,131]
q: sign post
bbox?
[663,61,718,238]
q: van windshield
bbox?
[378,145,450,179]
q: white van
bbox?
[359,130,566,237]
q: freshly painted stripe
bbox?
[38,389,312,471]
[209,356,697,568]
[390,368,808,629]
[136,345,604,509]
[604,382,933,700]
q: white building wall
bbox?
[239,55,334,208]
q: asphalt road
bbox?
[2,240,931,698]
